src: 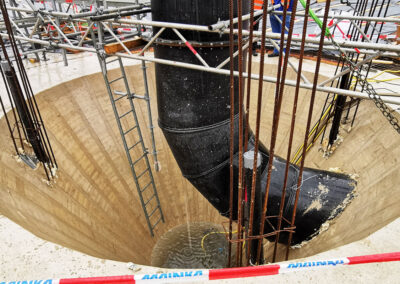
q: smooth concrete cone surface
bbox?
[0,63,399,265]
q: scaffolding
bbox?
[1,0,400,265]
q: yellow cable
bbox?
[201,231,230,252]
[291,95,337,163]
[295,69,399,164]
[368,77,400,83]
[350,70,400,86]
[294,124,327,166]
[368,69,400,80]
[201,230,245,253]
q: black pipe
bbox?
[89,8,151,21]
[329,73,350,146]
[150,0,356,245]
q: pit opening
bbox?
[0,62,399,266]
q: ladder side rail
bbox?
[99,55,155,236]
[118,58,165,224]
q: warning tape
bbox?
[2,252,399,284]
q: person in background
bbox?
[269,0,295,57]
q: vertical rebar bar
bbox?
[0,0,57,179]
[0,35,26,151]
[141,60,160,171]
[244,0,255,153]
[227,0,235,268]
[246,0,270,266]
[236,0,245,267]
[0,87,19,154]
[255,0,292,264]
[271,0,301,263]
[350,0,388,127]
[285,0,332,260]
[243,0,255,266]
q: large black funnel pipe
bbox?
[151,0,356,245]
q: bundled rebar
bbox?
[0,0,57,181]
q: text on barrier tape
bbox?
[2,252,399,284]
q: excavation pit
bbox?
[0,62,399,266]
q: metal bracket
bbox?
[132,95,147,100]
[19,153,39,169]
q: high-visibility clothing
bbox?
[255,0,294,11]
[273,0,294,11]
[254,0,263,10]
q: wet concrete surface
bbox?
[151,222,232,269]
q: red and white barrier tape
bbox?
[2,252,399,284]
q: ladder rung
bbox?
[119,110,132,119]
[114,90,126,96]
[109,76,124,84]
[137,168,149,179]
[106,58,119,64]
[114,94,127,102]
[123,125,137,135]
[133,95,146,100]
[128,140,143,151]
[148,206,159,218]
[151,216,163,229]
[140,182,152,193]
[144,194,156,206]
[132,153,147,166]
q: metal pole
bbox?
[115,52,400,105]
[52,15,68,66]
[268,38,310,84]
[138,27,165,56]
[1,30,398,105]
[209,9,266,31]
[115,18,400,53]
[140,59,160,172]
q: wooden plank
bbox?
[104,37,144,55]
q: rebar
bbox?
[236,0,245,267]
[227,0,235,268]
[0,0,57,180]
[285,0,333,260]
[271,0,302,263]
[243,0,255,153]
[246,0,270,266]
